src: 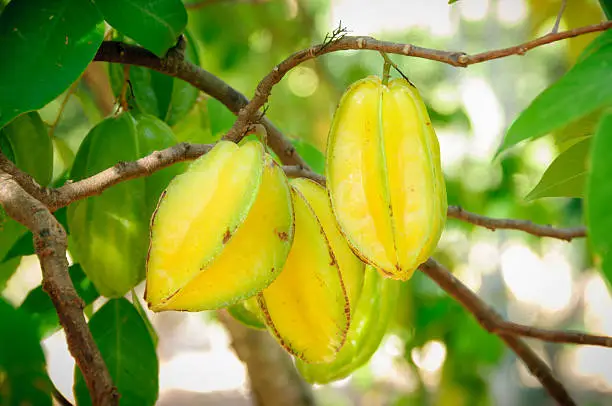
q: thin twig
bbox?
[282,165,326,185]
[495,320,612,348]
[447,205,586,241]
[551,0,568,34]
[420,258,576,405]
[52,386,74,406]
[0,169,118,406]
[48,80,79,139]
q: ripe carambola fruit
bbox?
[326,76,447,280]
[289,178,365,312]
[68,112,182,298]
[145,140,294,312]
[296,266,400,384]
[257,178,356,364]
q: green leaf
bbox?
[3,207,70,263]
[20,264,99,338]
[291,139,325,175]
[131,290,158,347]
[172,96,215,143]
[74,298,159,406]
[107,30,199,123]
[207,97,237,138]
[448,0,459,4]
[526,137,591,200]
[587,113,612,288]
[93,0,187,57]
[0,213,27,290]
[0,0,105,128]
[109,63,162,116]
[499,43,612,153]
[600,0,612,19]
[0,298,53,405]
[0,112,54,186]
[2,231,34,262]
[577,30,612,64]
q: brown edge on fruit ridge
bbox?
[222,228,232,244]
[291,185,351,352]
[256,293,305,360]
[144,189,167,308]
[268,155,296,249]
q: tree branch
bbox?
[217,310,315,406]
[94,20,612,166]
[446,205,586,241]
[223,21,612,141]
[93,42,308,169]
[5,142,582,243]
[420,258,577,406]
[0,169,118,406]
[282,165,326,185]
[48,143,213,211]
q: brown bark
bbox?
[218,310,316,406]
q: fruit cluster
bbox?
[66,75,446,383]
[144,75,447,382]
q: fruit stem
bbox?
[379,52,414,87]
[381,52,392,86]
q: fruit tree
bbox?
[1,1,612,405]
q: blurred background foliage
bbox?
[2,0,612,405]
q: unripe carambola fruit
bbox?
[296,266,400,384]
[145,140,294,311]
[227,297,266,330]
[257,178,361,364]
[68,112,182,297]
[326,76,447,280]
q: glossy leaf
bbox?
[68,114,148,297]
[600,0,612,19]
[526,137,591,200]
[0,0,104,127]
[587,113,612,288]
[20,264,99,338]
[68,113,180,298]
[107,31,200,124]
[0,213,26,290]
[500,42,612,153]
[3,207,69,262]
[74,298,159,406]
[93,0,187,57]
[172,96,215,143]
[577,30,612,63]
[108,64,162,116]
[208,97,237,138]
[0,299,53,405]
[0,112,54,186]
[131,290,159,347]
